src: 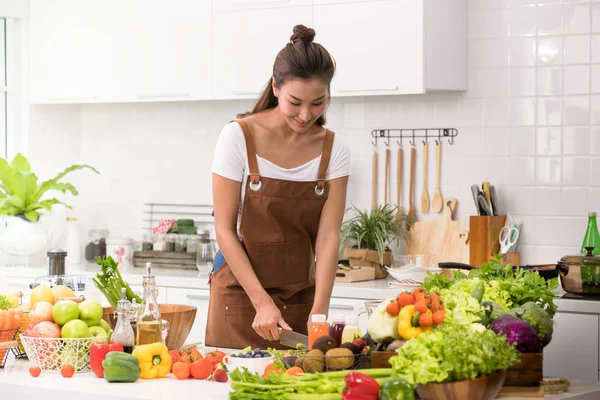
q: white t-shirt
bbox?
[212,121,351,228]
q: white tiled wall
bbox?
[20,0,600,265]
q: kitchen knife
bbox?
[471,184,481,215]
[490,185,499,216]
[482,181,491,207]
[278,328,309,349]
[478,194,493,216]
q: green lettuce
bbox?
[389,325,520,385]
[0,153,99,222]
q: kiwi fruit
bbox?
[312,335,338,354]
[302,349,325,373]
[325,348,354,371]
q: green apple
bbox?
[52,300,80,326]
[88,326,108,342]
[78,300,103,326]
[89,318,112,333]
[61,319,90,339]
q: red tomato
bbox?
[419,311,433,327]
[385,301,400,316]
[29,366,41,377]
[396,292,414,307]
[432,310,446,325]
[414,300,429,314]
[61,364,75,378]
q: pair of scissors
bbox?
[499,225,520,253]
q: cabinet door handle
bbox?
[232,0,289,7]
[329,304,354,310]
[337,86,399,93]
[48,96,98,101]
[231,90,260,96]
[186,293,211,300]
[136,92,191,99]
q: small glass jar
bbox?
[196,239,215,273]
[174,235,187,252]
[85,229,109,262]
[186,235,200,253]
[165,234,176,252]
[153,234,166,251]
[142,232,154,251]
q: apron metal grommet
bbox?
[283,305,287,310]
[314,185,325,196]
[249,180,262,191]
[225,306,229,311]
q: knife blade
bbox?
[490,185,499,216]
[278,328,309,349]
[471,184,481,215]
[478,194,493,216]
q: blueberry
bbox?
[231,354,237,358]
[246,351,253,356]
[238,353,246,358]
[253,348,261,353]
[262,352,270,357]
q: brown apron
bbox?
[205,119,335,349]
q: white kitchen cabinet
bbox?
[313,0,467,96]
[211,6,312,99]
[112,0,212,102]
[165,287,210,345]
[213,0,311,12]
[544,312,599,382]
[28,0,114,104]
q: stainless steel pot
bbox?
[557,246,600,294]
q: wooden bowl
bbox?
[416,370,507,400]
[103,304,197,350]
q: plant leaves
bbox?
[10,153,31,172]
[32,164,99,204]
[24,210,40,222]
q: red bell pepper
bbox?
[90,341,124,378]
[342,372,380,400]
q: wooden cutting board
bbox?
[405,198,470,264]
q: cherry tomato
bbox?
[396,292,414,307]
[386,300,400,316]
[419,311,433,327]
[433,310,446,325]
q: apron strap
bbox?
[236,119,261,185]
[316,129,335,191]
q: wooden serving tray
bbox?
[133,251,197,270]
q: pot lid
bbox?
[47,248,67,257]
[560,246,600,266]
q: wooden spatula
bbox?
[432,140,444,213]
[384,148,390,205]
[421,141,430,213]
[408,146,416,222]
[395,146,403,220]
[372,148,378,210]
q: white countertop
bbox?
[2,263,600,314]
[2,358,600,400]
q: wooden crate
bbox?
[133,251,197,270]
[371,351,396,368]
[504,353,543,387]
[335,266,375,283]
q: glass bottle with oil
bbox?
[136,262,162,346]
[113,288,135,353]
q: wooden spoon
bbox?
[372,148,378,210]
[421,141,430,213]
[395,146,403,220]
[408,146,416,222]
[384,148,390,205]
[432,140,444,213]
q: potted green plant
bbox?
[0,153,99,259]
[340,204,409,279]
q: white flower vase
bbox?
[0,215,51,266]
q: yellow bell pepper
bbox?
[132,342,172,379]
[398,304,432,340]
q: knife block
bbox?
[469,215,506,268]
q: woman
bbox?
[206,25,351,349]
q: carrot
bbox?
[2,309,14,330]
[12,313,21,329]
[0,310,6,332]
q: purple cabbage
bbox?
[490,317,542,353]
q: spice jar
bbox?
[165,234,176,252]
[174,235,187,252]
[153,234,166,251]
[186,235,200,253]
[142,233,154,251]
[106,237,134,266]
[85,229,109,263]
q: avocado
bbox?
[341,342,361,356]
[312,335,337,354]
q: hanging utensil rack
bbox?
[371,128,458,146]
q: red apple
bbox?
[30,321,61,338]
[29,301,54,328]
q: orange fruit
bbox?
[50,285,75,304]
[30,285,53,307]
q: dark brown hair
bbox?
[237,25,335,126]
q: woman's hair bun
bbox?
[290,25,315,46]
